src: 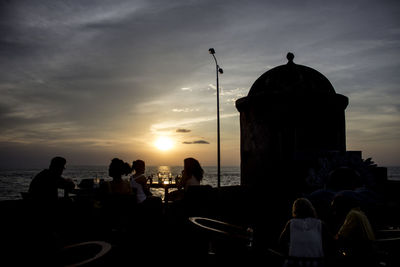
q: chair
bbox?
[374,231,400,267]
[97,194,138,231]
[283,256,324,267]
[188,216,255,265]
[183,185,215,217]
[59,241,112,266]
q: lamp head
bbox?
[208,48,215,54]
[218,68,223,74]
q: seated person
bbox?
[98,158,134,230]
[331,193,376,267]
[29,156,75,202]
[169,157,204,202]
[130,159,152,204]
[130,159,162,222]
[101,158,132,196]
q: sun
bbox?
[154,136,174,151]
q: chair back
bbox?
[183,185,215,217]
[283,256,324,267]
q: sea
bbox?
[0,165,241,201]
[1,165,399,202]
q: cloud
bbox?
[172,108,200,112]
[151,113,238,132]
[0,0,399,167]
[208,84,216,90]
[183,140,209,144]
[176,128,191,133]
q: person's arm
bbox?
[135,175,147,186]
[134,175,152,196]
[278,221,291,254]
[177,170,188,190]
[58,177,76,192]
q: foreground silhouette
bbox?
[28,156,75,202]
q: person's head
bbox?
[292,198,317,219]
[49,156,66,176]
[331,192,360,219]
[184,157,204,181]
[108,158,131,179]
[132,160,145,174]
[327,166,361,191]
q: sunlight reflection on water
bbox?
[3,165,399,201]
[0,165,240,201]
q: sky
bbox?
[0,0,399,168]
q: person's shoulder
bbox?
[32,169,50,180]
[349,207,362,215]
[134,174,146,181]
[122,179,132,191]
[285,219,295,228]
[136,174,146,179]
[309,217,322,222]
[349,207,367,219]
[36,168,49,176]
[343,208,363,224]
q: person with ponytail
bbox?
[102,158,132,195]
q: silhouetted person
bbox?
[98,158,134,232]
[28,156,75,202]
[327,167,362,192]
[27,156,76,265]
[130,159,151,203]
[101,158,132,195]
[179,157,204,189]
[279,198,334,267]
[130,159,162,215]
[169,157,204,202]
[331,193,376,267]
[308,166,362,227]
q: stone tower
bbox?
[235,53,349,194]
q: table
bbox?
[148,181,179,203]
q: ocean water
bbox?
[0,165,241,201]
[1,165,399,201]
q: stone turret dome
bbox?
[248,53,336,96]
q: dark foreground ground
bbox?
[1,184,399,266]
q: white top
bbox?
[289,218,324,258]
[184,175,200,190]
[130,174,147,203]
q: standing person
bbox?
[28,156,75,202]
[279,198,334,267]
[331,193,376,267]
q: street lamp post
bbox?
[209,48,223,188]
